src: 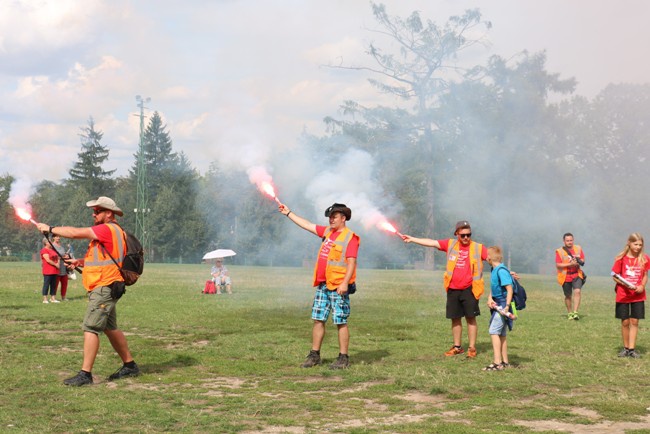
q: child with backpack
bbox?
[483,246,515,371]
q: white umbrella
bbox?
[202,249,237,260]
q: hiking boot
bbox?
[466,347,477,358]
[63,371,93,387]
[107,363,140,381]
[627,349,641,359]
[572,312,580,320]
[444,346,464,356]
[329,353,350,370]
[618,348,630,358]
[300,350,321,368]
[567,312,575,320]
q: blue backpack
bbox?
[497,267,527,311]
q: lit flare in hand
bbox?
[260,181,282,205]
[15,207,37,225]
[378,220,404,238]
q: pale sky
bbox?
[1,0,649,192]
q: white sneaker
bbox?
[43,300,49,304]
[50,299,60,303]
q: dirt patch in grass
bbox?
[292,375,344,384]
[241,427,305,434]
[331,380,393,394]
[349,397,390,412]
[401,391,448,405]
[513,411,650,433]
[200,376,253,389]
[322,413,431,430]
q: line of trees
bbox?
[2,4,649,273]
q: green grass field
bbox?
[1,263,649,433]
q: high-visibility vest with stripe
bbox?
[82,222,126,291]
[312,227,359,290]
[443,239,485,300]
[556,245,585,285]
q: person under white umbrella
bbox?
[210,258,232,294]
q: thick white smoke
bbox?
[304,148,398,230]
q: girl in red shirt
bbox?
[612,233,649,358]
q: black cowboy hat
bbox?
[324,203,351,221]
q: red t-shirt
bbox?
[612,254,649,303]
[40,247,59,275]
[437,239,488,290]
[555,247,585,283]
[314,225,360,284]
[91,224,114,251]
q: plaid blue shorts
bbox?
[311,283,350,324]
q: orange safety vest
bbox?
[442,239,485,300]
[556,245,585,285]
[82,222,126,291]
[312,227,359,290]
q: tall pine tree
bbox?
[68,117,115,197]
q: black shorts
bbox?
[615,302,645,320]
[446,287,480,319]
[562,278,584,298]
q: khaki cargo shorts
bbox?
[83,286,118,334]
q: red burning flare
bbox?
[15,207,37,225]
[378,220,404,238]
[260,181,282,205]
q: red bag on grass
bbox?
[203,280,216,294]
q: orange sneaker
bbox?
[466,347,477,358]
[444,346,464,356]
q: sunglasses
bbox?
[459,233,472,238]
[92,208,107,215]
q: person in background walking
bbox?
[555,233,586,320]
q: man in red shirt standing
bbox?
[403,221,488,358]
[279,202,360,369]
[555,233,586,320]
[37,197,139,386]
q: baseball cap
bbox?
[454,220,471,234]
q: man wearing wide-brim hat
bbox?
[277,202,360,370]
[37,196,140,386]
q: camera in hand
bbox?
[573,256,584,267]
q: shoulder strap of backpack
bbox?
[562,246,575,258]
[496,266,512,297]
[97,223,127,275]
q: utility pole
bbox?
[134,95,151,259]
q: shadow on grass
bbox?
[352,349,390,364]
[0,305,29,310]
[141,354,199,374]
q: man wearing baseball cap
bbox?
[402,220,488,358]
[277,202,360,369]
[37,196,140,386]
